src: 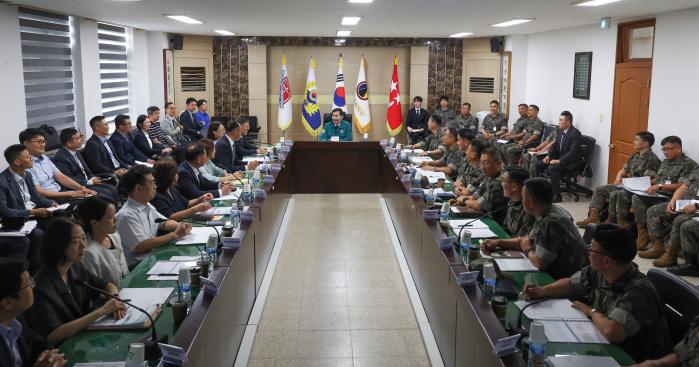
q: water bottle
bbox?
[363,133,369,142]
[241,183,252,206]
[389,136,396,147]
[459,229,471,266]
[425,188,435,206]
[178,268,192,306]
[528,321,547,367]
[414,171,422,186]
[206,234,217,267]
[229,208,241,228]
[440,202,450,221]
[483,261,497,302]
[267,147,274,162]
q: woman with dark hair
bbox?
[151,158,212,220]
[198,138,241,183]
[27,217,126,344]
[134,114,171,159]
[78,196,129,284]
[206,121,225,141]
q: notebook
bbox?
[546,355,619,367]
[87,288,172,330]
[515,299,609,344]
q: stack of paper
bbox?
[88,288,172,330]
[0,220,37,237]
[514,299,609,344]
[410,156,433,165]
[204,206,232,216]
[212,191,241,201]
[448,219,497,238]
[547,356,619,367]
[676,199,699,213]
[242,155,269,163]
[621,176,663,197]
[401,149,424,155]
[147,259,197,280]
[175,226,222,245]
[493,258,538,272]
[415,168,446,183]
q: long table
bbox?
[61,141,633,366]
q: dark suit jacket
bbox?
[236,135,258,157]
[549,126,582,167]
[0,169,53,219]
[133,129,165,158]
[179,110,203,141]
[213,136,247,173]
[177,162,221,200]
[405,108,431,138]
[109,132,148,165]
[52,147,92,186]
[83,135,129,175]
[0,316,53,367]
[151,188,189,218]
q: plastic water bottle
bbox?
[267,148,274,162]
[413,171,422,186]
[528,321,547,367]
[229,208,241,228]
[440,202,450,221]
[178,268,192,306]
[425,188,435,206]
[483,261,497,302]
[389,136,396,147]
[459,229,471,266]
[241,183,252,206]
[206,234,217,267]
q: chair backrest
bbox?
[211,115,230,123]
[575,135,596,178]
[647,268,699,344]
[241,115,259,131]
[323,112,353,124]
[475,111,489,128]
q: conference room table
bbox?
[60,141,634,366]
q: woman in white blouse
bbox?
[77,196,129,284]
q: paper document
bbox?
[466,228,497,238]
[170,255,200,262]
[497,139,509,144]
[212,191,241,201]
[88,288,172,330]
[676,199,699,213]
[242,155,269,163]
[449,219,490,230]
[515,299,588,320]
[401,149,424,155]
[415,168,446,183]
[134,160,153,168]
[175,226,222,245]
[147,260,197,280]
[538,319,609,344]
[204,206,231,216]
[493,258,538,272]
[47,203,70,212]
[410,156,433,165]
[547,355,618,367]
[0,220,38,237]
[622,176,651,191]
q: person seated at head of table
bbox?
[631,314,699,367]
[518,177,588,279]
[0,258,67,367]
[453,136,486,198]
[198,139,244,184]
[450,147,508,224]
[115,165,192,267]
[419,127,463,181]
[319,108,352,142]
[408,115,445,159]
[26,218,126,345]
[76,196,129,286]
[152,158,213,220]
[524,224,672,362]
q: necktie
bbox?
[417,109,420,116]
[103,140,120,168]
[74,153,88,180]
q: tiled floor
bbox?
[248,194,430,367]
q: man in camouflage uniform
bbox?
[452,147,508,224]
[576,131,661,229]
[452,102,479,133]
[631,314,699,366]
[632,136,698,252]
[524,224,672,362]
[496,103,528,164]
[454,138,486,197]
[432,95,456,127]
[480,100,507,142]
[505,104,544,165]
[420,127,463,181]
[522,124,558,178]
[520,178,588,279]
[409,115,445,159]
[669,189,699,276]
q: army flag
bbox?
[353,56,371,134]
[277,54,292,131]
[386,56,403,136]
[301,58,322,136]
[332,55,347,113]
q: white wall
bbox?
[130,29,168,117]
[147,32,168,106]
[504,35,529,121]
[73,18,102,135]
[0,5,27,169]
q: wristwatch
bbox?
[590,308,598,317]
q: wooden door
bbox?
[608,19,655,182]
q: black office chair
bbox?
[240,115,260,142]
[211,115,230,123]
[647,268,699,344]
[559,135,596,202]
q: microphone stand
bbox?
[73,279,165,360]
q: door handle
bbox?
[608,144,616,149]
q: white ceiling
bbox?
[10,0,699,37]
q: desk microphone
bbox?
[457,205,509,240]
[72,279,165,359]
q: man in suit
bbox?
[179,97,203,141]
[109,115,153,166]
[214,121,260,173]
[177,142,234,200]
[238,117,267,155]
[0,258,66,367]
[83,115,129,177]
[52,128,119,204]
[160,102,186,145]
[535,111,582,203]
[405,96,430,144]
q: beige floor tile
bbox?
[349,305,417,330]
[247,358,276,367]
[258,305,302,331]
[297,330,353,359]
[303,271,347,288]
[289,358,354,367]
[302,288,349,308]
[347,288,411,308]
[346,271,395,288]
[251,330,299,359]
[353,357,431,367]
[351,330,409,358]
[299,305,351,331]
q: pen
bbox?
[156,273,178,276]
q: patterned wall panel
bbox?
[213,38,249,118]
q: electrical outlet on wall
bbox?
[599,113,604,122]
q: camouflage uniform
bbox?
[523,117,544,145]
[503,200,535,238]
[472,171,508,224]
[680,216,699,256]
[570,264,672,361]
[632,154,698,227]
[497,116,527,162]
[439,145,464,181]
[452,114,479,133]
[456,160,483,193]
[647,173,699,243]
[433,108,456,125]
[529,205,589,279]
[523,125,558,177]
[481,113,507,140]
[424,129,446,153]
[673,315,699,366]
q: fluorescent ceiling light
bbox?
[449,32,474,38]
[214,29,235,36]
[492,19,534,27]
[166,15,202,24]
[573,0,622,6]
[341,16,361,25]
[348,0,373,3]
[337,30,352,36]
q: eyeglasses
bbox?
[29,139,46,145]
[19,277,35,291]
[585,243,609,257]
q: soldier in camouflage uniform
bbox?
[522,124,558,178]
[668,189,699,276]
[420,127,463,181]
[452,130,485,197]
[432,95,456,127]
[480,100,507,142]
[453,147,508,224]
[505,105,544,165]
[631,314,699,366]
[632,136,698,252]
[520,178,588,279]
[576,132,661,229]
[409,115,445,159]
[496,103,528,164]
[452,102,479,133]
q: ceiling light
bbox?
[337,30,352,37]
[348,0,373,3]
[166,15,202,24]
[449,32,474,38]
[492,19,534,27]
[214,30,235,36]
[573,0,622,6]
[341,16,361,26]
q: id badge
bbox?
[493,125,497,132]
[665,180,672,186]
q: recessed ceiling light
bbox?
[341,16,361,26]
[449,32,474,38]
[492,19,534,27]
[337,30,352,37]
[348,0,373,3]
[214,30,235,36]
[573,0,622,6]
[166,15,203,24]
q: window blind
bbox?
[98,22,129,123]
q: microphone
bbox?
[72,279,165,359]
[457,205,509,240]
[514,297,555,338]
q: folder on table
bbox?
[87,288,172,330]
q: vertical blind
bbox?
[19,7,76,130]
[98,22,129,123]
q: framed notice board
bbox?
[573,52,592,99]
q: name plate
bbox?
[200,277,220,296]
[159,343,189,366]
[380,139,389,147]
[457,271,479,286]
[409,188,423,198]
[422,209,440,220]
[439,236,457,250]
[271,163,282,172]
[284,140,294,146]
[330,136,340,142]
[221,236,240,249]
[389,154,397,162]
[280,146,291,153]
[253,188,267,199]
[263,174,274,183]
[240,210,255,222]
[400,174,412,183]
[494,334,521,358]
[278,153,287,161]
